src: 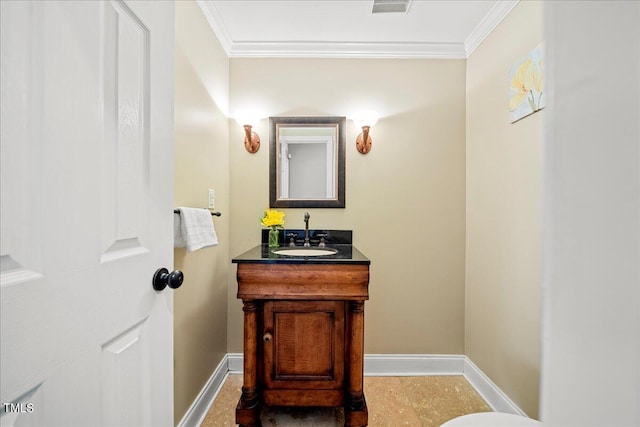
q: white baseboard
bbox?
[228,352,243,374]
[181,353,525,425]
[364,353,466,376]
[177,354,230,427]
[463,357,527,416]
[228,353,468,376]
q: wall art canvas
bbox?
[509,43,544,123]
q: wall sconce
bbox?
[234,109,262,154]
[353,110,379,155]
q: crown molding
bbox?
[197,0,517,59]
[196,0,233,56]
[464,0,520,57]
[228,41,466,59]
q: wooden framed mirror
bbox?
[269,116,346,208]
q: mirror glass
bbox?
[270,117,345,208]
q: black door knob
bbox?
[153,268,184,291]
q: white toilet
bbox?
[441,412,542,427]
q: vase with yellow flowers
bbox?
[261,209,285,248]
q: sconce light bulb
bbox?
[234,109,263,128]
[352,110,379,129]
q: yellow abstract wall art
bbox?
[509,43,544,123]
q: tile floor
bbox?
[201,374,491,426]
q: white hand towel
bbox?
[176,207,218,252]
[174,212,186,248]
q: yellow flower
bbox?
[509,58,543,111]
[261,209,285,229]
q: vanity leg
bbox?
[345,301,368,427]
[236,299,262,427]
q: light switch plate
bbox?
[208,189,215,209]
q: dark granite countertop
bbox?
[232,244,370,265]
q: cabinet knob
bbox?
[263,332,272,342]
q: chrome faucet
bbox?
[303,212,311,247]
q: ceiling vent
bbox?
[372,0,412,14]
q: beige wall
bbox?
[465,1,542,418]
[173,2,230,424]
[228,58,467,355]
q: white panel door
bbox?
[0,1,175,426]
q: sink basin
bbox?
[272,247,338,257]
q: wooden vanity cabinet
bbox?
[235,262,369,427]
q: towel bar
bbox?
[174,209,221,217]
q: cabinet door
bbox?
[263,301,345,390]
